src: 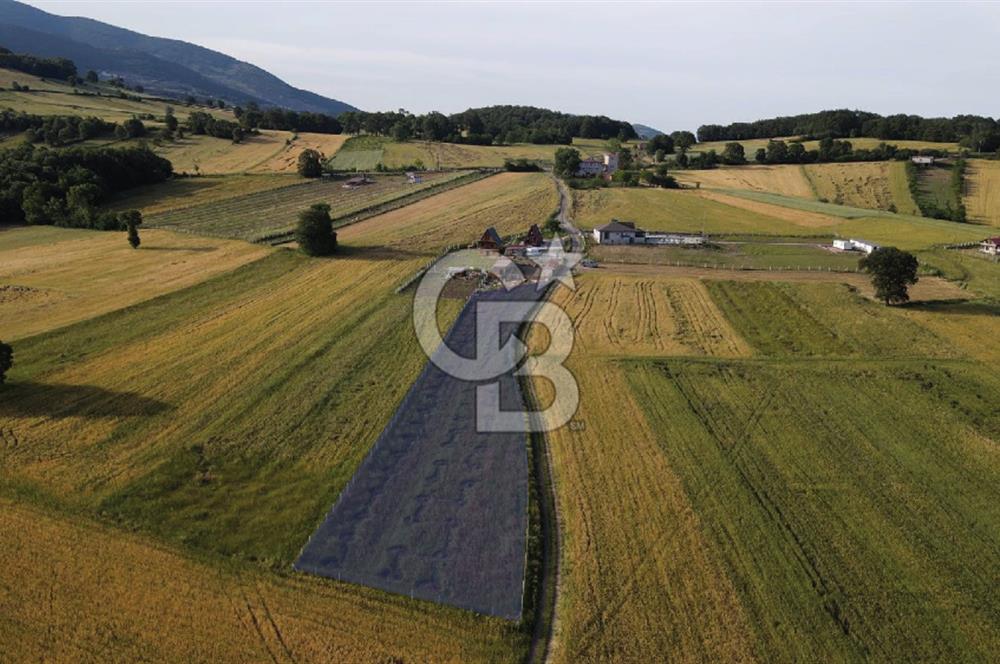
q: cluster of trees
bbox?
[0,110,117,146]
[503,158,542,172]
[185,111,244,142]
[338,106,636,146]
[748,138,919,166]
[696,109,1000,152]
[234,104,343,134]
[0,340,11,386]
[0,46,76,80]
[0,143,171,228]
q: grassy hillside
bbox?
[328,135,564,171]
[571,187,985,249]
[802,161,919,213]
[0,226,269,340]
[674,164,816,199]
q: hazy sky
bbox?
[24,1,1000,131]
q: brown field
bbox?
[0,226,270,340]
[693,190,841,228]
[0,499,516,663]
[965,159,1000,226]
[248,132,350,173]
[675,165,815,199]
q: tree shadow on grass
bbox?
[0,382,173,418]
[900,299,999,317]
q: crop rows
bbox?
[145,171,470,241]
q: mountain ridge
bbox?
[0,0,357,114]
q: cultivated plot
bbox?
[144,171,467,241]
[297,284,545,619]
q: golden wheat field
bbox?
[0,173,557,662]
[0,226,270,340]
[248,132,350,173]
[0,499,518,663]
[154,130,300,174]
[674,165,815,199]
[964,159,1000,226]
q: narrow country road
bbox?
[552,176,584,253]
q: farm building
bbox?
[911,156,936,166]
[477,226,504,252]
[406,172,422,184]
[592,220,645,245]
[833,238,880,254]
[981,237,1000,256]
[576,152,620,179]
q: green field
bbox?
[143,170,469,241]
[626,355,999,662]
[327,134,567,170]
[592,241,861,271]
[573,187,987,251]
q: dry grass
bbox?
[154,130,296,174]
[0,227,270,340]
[675,165,815,199]
[802,162,913,212]
[0,499,518,663]
[964,159,1000,226]
[382,140,558,169]
[694,190,841,228]
[247,132,350,173]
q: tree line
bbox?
[0,46,76,80]
[337,105,636,145]
[0,109,119,146]
[0,143,171,229]
[696,109,1000,152]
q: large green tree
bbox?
[859,247,919,305]
[645,134,675,156]
[296,203,337,256]
[553,147,581,177]
[297,149,323,178]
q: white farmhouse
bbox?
[592,220,644,245]
[911,156,936,166]
[576,152,620,179]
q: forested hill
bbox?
[0,0,357,115]
[338,105,637,145]
[697,109,1000,151]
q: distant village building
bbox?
[911,156,936,166]
[981,237,1000,256]
[477,226,504,252]
[576,152,620,179]
[833,238,880,254]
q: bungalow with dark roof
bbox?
[981,237,1000,256]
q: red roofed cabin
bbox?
[981,237,1000,256]
[477,227,504,252]
[524,224,545,247]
